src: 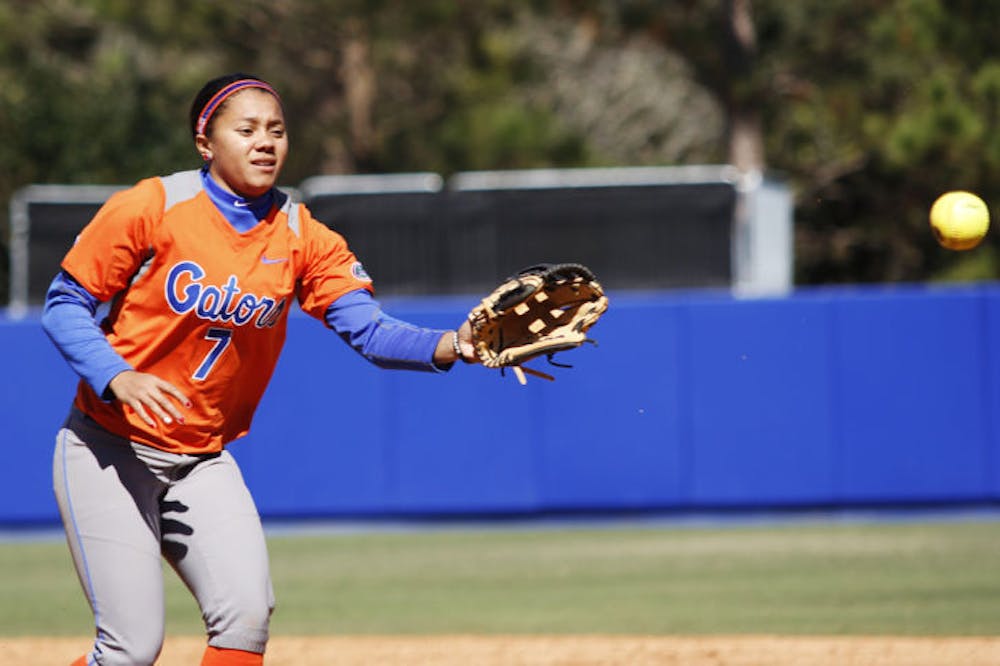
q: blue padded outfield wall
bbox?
[4,283,1000,524]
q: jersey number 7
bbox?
[193,328,233,381]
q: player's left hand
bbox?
[455,319,477,364]
[434,320,478,366]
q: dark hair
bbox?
[189,72,275,138]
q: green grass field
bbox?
[3,518,1000,637]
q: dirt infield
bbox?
[4,635,1000,665]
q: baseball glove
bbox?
[468,263,608,384]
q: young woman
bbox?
[42,73,476,666]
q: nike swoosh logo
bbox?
[261,256,288,264]
[234,200,250,207]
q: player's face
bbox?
[198,89,288,199]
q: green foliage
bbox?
[752,0,1000,283]
[3,0,1000,295]
[0,0,580,304]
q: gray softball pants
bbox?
[53,409,274,666]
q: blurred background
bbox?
[3,0,1000,299]
[4,0,1000,524]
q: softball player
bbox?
[42,73,476,666]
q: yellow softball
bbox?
[929,191,990,251]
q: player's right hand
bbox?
[108,370,191,428]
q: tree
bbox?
[0,0,590,303]
[533,0,1000,284]
[4,0,1000,298]
[754,0,1000,283]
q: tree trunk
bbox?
[726,0,764,173]
[340,21,376,168]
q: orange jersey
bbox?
[61,170,373,453]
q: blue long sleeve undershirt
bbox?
[42,273,451,399]
[41,272,132,400]
[323,288,450,372]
